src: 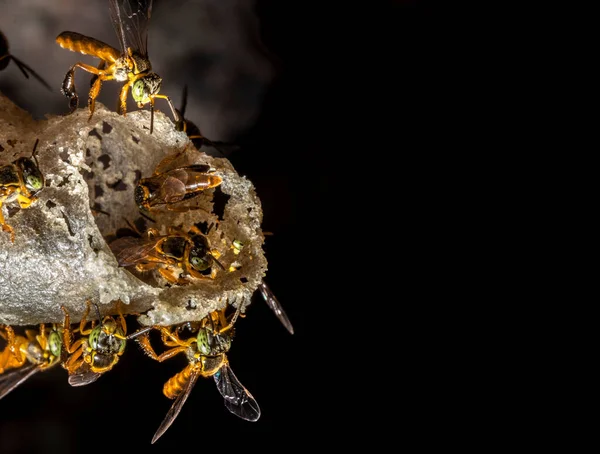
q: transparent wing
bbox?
[214,363,260,422]
[258,281,294,334]
[0,364,40,400]
[68,367,102,387]
[152,371,200,444]
[109,0,153,56]
[109,236,164,266]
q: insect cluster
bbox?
[0,0,293,444]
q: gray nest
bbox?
[0,91,267,326]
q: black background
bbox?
[1,1,427,451]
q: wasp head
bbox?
[132,73,162,106]
[17,158,44,194]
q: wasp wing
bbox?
[0,364,40,400]
[67,361,102,387]
[109,0,153,57]
[214,363,261,422]
[258,281,294,335]
[152,370,200,444]
[109,236,165,266]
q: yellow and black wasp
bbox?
[56,0,179,134]
[0,323,64,400]
[130,304,260,443]
[0,139,44,242]
[0,30,52,90]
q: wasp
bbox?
[0,139,44,242]
[130,304,260,443]
[0,323,64,400]
[55,0,179,134]
[0,30,52,90]
[110,225,224,285]
[60,300,127,386]
[135,149,222,218]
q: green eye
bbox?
[26,175,42,190]
[48,331,62,357]
[197,328,211,355]
[190,256,210,271]
[89,325,101,349]
[132,80,148,103]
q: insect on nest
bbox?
[56,0,179,134]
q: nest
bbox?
[0,91,267,326]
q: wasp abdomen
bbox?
[163,365,194,399]
[56,31,120,63]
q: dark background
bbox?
[1,0,426,451]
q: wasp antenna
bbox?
[32,138,39,155]
[180,84,189,117]
[93,303,102,323]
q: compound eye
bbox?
[132,80,149,104]
[190,255,210,271]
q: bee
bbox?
[0,30,52,90]
[131,304,260,443]
[55,0,179,134]
[109,225,224,285]
[60,300,127,386]
[0,139,44,242]
[134,149,222,219]
[0,323,64,400]
[229,240,294,334]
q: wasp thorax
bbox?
[113,56,129,82]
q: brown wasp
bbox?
[110,225,224,285]
[0,139,44,242]
[135,149,222,219]
[130,304,260,443]
[0,323,64,400]
[60,300,127,386]
[1,30,52,90]
[56,0,179,134]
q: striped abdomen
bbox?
[0,336,28,373]
[163,365,195,399]
[56,31,120,64]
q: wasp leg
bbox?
[136,334,188,362]
[151,94,180,126]
[78,300,94,336]
[159,327,195,348]
[61,63,110,117]
[116,301,127,337]
[15,193,35,209]
[135,262,159,273]
[88,73,115,121]
[0,203,15,242]
[63,346,85,374]
[118,80,134,116]
[61,305,83,354]
[33,324,48,352]
[158,267,191,286]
